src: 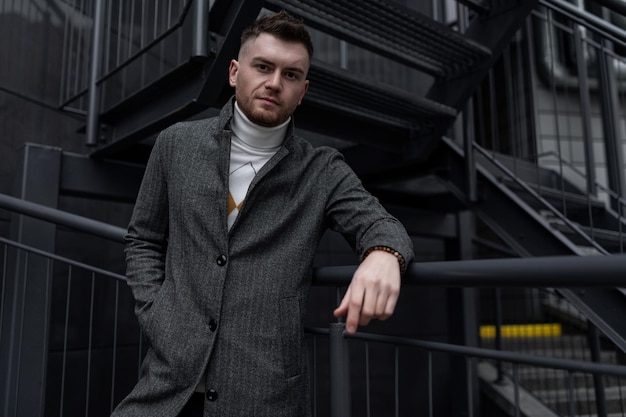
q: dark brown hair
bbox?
[241,10,314,60]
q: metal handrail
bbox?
[347,330,626,378]
[3,192,626,287]
[537,150,626,207]
[471,141,610,255]
[0,193,125,243]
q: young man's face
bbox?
[229,32,310,127]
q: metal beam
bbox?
[90,66,206,159]
[59,153,144,203]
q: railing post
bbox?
[329,323,351,417]
[192,0,209,59]
[588,322,608,417]
[86,0,106,146]
[493,288,505,383]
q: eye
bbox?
[284,71,299,80]
[256,63,270,72]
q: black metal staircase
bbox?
[85,0,537,170]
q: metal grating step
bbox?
[265,0,492,80]
[305,63,457,133]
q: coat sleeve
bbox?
[124,132,170,329]
[323,149,414,267]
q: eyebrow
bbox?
[250,57,306,75]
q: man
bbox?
[112,10,413,417]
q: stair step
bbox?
[482,334,589,346]
[265,0,491,79]
[508,369,618,391]
[501,349,617,362]
[536,386,626,415]
[305,63,457,133]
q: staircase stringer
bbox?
[442,138,626,355]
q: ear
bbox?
[228,59,239,87]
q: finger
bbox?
[345,283,365,334]
[359,284,379,327]
[373,285,390,319]
[333,287,351,318]
[380,289,400,321]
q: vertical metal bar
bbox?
[125,0,136,93]
[312,335,317,417]
[466,357,474,417]
[154,0,159,40]
[546,10,568,217]
[568,371,576,417]
[167,0,173,27]
[69,7,79,98]
[86,0,106,146]
[127,1,135,61]
[110,280,120,414]
[192,0,209,58]
[0,244,7,344]
[488,70,499,153]
[60,267,73,417]
[140,0,147,85]
[395,346,399,417]
[428,351,433,417]
[502,46,517,164]
[365,342,371,417]
[573,27,597,197]
[339,41,348,70]
[14,252,29,414]
[38,259,53,417]
[329,323,351,417]
[592,5,626,211]
[104,1,112,71]
[513,364,520,417]
[523,16,540,164]
[79,0,89,107]
[587,322,607,417]
[116,3,123,66]
[84,273,96,417]
[464,99,478,203]
[60,5,71,104]
[493,288,504,382]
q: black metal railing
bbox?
[3,194,626,416]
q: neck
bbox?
[232,102,289,149]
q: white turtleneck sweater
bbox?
[227,104,289,229]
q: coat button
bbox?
[206,389,218,401]
[216,254,227,266]
[209,319,218,331]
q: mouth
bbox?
[258,96,279,106]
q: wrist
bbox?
[363,246,406,274]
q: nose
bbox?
[265,71,282,91]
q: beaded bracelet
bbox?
[363,246,407,274]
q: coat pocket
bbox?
[279,296,302,379]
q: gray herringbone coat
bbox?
[112,101,414,416]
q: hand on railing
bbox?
[333,250,401,334]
